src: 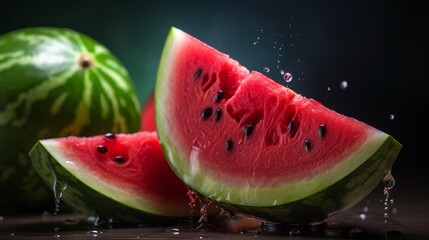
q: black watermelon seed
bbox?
[97,145,107,154]
[226,139,234,151]
[114,156,126,164]
[105,132,115,139]
[213,90,224,103]
[287,121,294,133]
[304,139,311,152]
[201,107,213,119]
[195,68,202,79]
[214,108,222,121]
[243,124,254,137]
[318,124,326,138]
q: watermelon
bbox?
[0,27,140,213]
[141,95,156,131]
[155,27,402,223]
[29,131,194,223]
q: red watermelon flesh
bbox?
[155,27,401,222]
[141,95,157,132]
[30,131,194,220]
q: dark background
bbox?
[1,0,426,203]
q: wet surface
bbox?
[1,189,428,240]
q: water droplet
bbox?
[359,213,366,220]
[384,213,389,218]
[340,81,348,89]
[327,87,331,91]
[54,234,61,238]
[253,42,257,45]
[389,114,395,120]
[260,29,263,32]
[390,199,394,204]
[239,229,247,234]
[289,24,292,27]
[383,170,395,190]
[385,206,389,211]
[263,67,270,73]
[87,230,101,237]
[363,206,369,212]
[297,59,301,62]
[283,72,293,83]
[348,228,363,237]
[167,228,180,235]
[0,216,4,221]
[280,69,285,75]
[10,233,15,237]
[104,132,115,139]
[289,228,300,237]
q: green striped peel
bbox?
[0,27,140,213]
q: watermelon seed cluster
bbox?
[95,133,127,164]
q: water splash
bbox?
[382,170,395,223]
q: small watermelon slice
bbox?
[29,131,193,223]
[155,27,402,223]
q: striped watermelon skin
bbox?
[0,27,140,213]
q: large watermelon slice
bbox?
[155,27,402,223]
[29,131,193,223]
[0,27,140,213]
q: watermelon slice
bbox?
[155,27,402,223]
[141,95,156,132]
[29,131,194,223]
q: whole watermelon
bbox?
[0,27,140,214]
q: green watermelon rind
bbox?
[29,140,184,223]
[155,27,402,222]
[221,136,401,223]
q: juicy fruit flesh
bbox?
[141,95,156,131]
[156,27,397,207]
[41,132,192,216]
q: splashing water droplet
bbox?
[289,228,300,237]
[382,170,395,223]
[340,81,348,89]
[327,87,331,91]
[389,114,395,120]
[363,206,369,212]
[253,42,257,45]
[383,171,395,190]
[280,69,285,75]
[359,213,366,220]
[239,229,247,234]
[263,67,270,73]
[390,199,394,204]
[283,73,293,83]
